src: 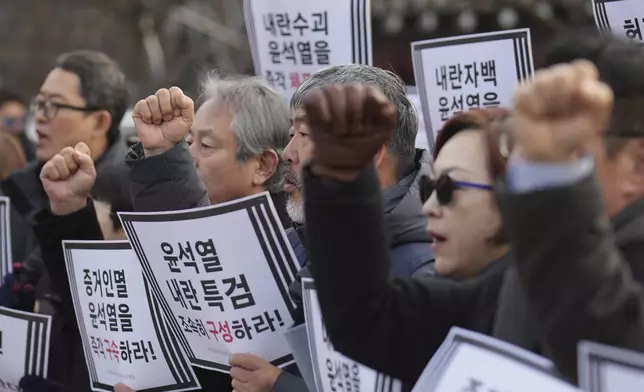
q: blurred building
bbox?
[0,0,594,104]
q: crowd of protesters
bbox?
[1,27,644,392]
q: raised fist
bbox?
[40,143,96,216]
[513,60,614,163]
[132,87,194,156]
[303,84,397,182]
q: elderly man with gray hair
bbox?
[127,74,292,228]
[229,65,436,392]
[126,74,293,390]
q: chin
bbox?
[434,257,457,278]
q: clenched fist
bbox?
[513,60,614,163]
[303,84,397,182]
[132,87,194,156]
[40,143,96,216]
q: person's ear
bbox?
[374,145,387,168]
[92,110,112,138]
[252,149,280,188]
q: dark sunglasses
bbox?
[419,174,493,205]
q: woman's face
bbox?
[422,130,505,279]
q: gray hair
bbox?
[290,64,418,178]
[201,74,290,193]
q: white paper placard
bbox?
[579,341,644,392]
[119,192,300,373]
[407,86,430,152]
[244,0,372,101]
[593,0,644,45]
[411,327,580,392]
[63,241,200,391]
[302,279,402,392]
[0,307,51,391]
[0,197,12,280]
[411,29,534,148]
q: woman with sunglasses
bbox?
[423,108,511,278]
[303,103,515,387]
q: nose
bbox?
[422,191,442,219]
[282,134,299,166]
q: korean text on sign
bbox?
[244,0,372,100]
[119,192,300,373]
[411,29,534,147]
[302,279,402,392]
[0,307,51,391]
[593,0,644,46]
[64,241,199,392]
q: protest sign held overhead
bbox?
[63,241,200,392]
[302,279,402,392]
[244,0,372,100]
[411,327,580,392]
[119,192,300,373]
[0,197,12,280]
[578,341,644,392]
[593,0,644,45]
[411,29,534,148]
[0,307,51,391]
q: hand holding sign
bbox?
[303,84,397,182]
[132,87,195,156]
[40,142,96,216]
[114,383,136,392]
[513,60,613,163]
[230,353,282,392]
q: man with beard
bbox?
[123,65,434,391]
[229,65,436,392]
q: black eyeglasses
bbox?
[31,98,102,121]
[419,174,494,205]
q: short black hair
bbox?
[0,88,28,108]
[55,50,129,147]
[545,29,644,157]
[90,161,133,231]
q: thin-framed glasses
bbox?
[419,174,493,205]
[31,98,102,121]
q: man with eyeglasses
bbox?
[1,50,129,262]
[0,50,129,388]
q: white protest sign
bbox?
[0,307,51,391]
[411,29,534,147]
[0,197,12,280]
[411,327,580,392]
[302,279,402,392]
[579,341,644,392]
[593,0,644,45]
[119,192,300,373]
[64,241,200,392]
[407,87,430,152]
[244,0,372,100]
